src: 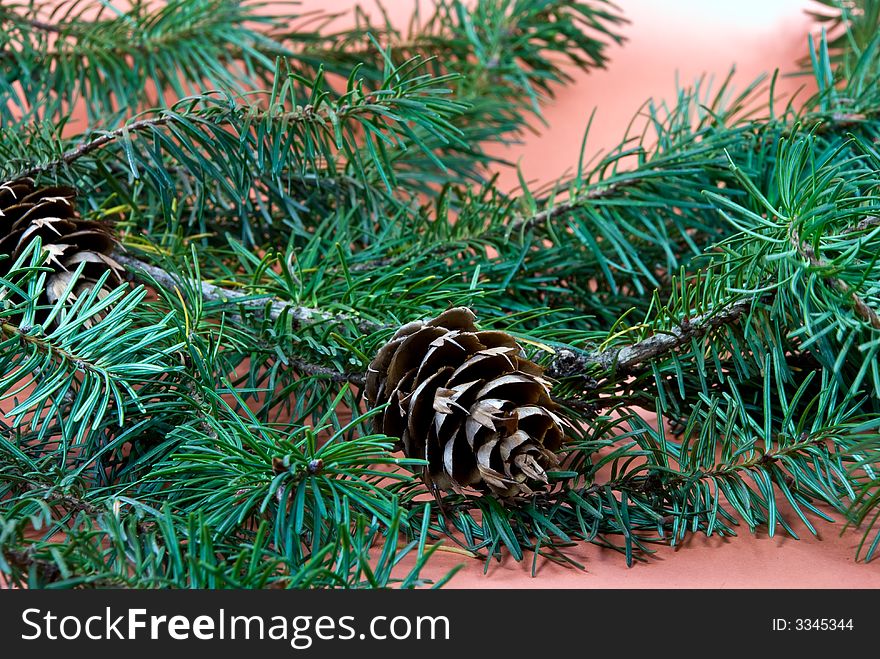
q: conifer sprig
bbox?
[3,0,880,587]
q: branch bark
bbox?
[2,547,62,583]
[289,358,365,386]
[507,181,624,234]
[548,299,752,379]
[18,116,170,180]
[115,252,381,334]
[791,227,880,330]
[21,17,63,34]
[116,254,752,384]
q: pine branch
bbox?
[15,90,399,181]
[18,17,62,34]
[117,247,758,389]
[23,483,107,518]
[507,181,625,233]
[0,252,183,447]
[791,227,880,329]
[288,358,365,386]
[1,321,114,377]
[7,0,880,582]
[16,116,170,180]
[1,547,62,582]
[505,104,880,242]
[2,545,125,588]
[1,0,290,123]
[114,252,381,333]
[117,249,756,385]
[0,471,157,536]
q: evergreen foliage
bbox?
[1,0,879,588]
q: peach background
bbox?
[297,0,878,588]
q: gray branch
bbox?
[117,253,751,384]
[18,116,170,180]
[612,299,752,372]
[114,252,380,333]
[549,299,752,379]
[507,181,623,234]
[791,228,880,331]
[289,358,365,386]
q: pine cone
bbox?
[0,178,123,307]
[365,307,568,498]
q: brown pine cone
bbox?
[365,307,569,498]
[0,178,123,308]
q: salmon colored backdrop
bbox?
[289,0,880,588]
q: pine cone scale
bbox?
[0,179,122,317]
[366,307,570,498]
[405,365,454,453]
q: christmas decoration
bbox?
[366,307,567,497]
[1,0,879,591]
